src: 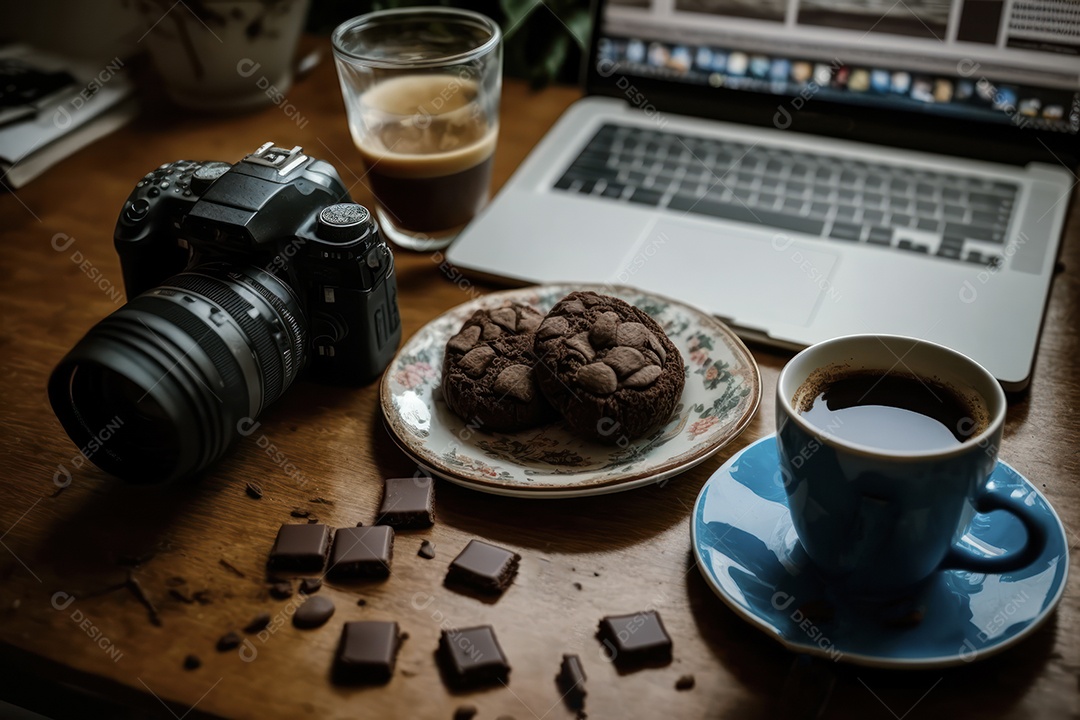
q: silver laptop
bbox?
[447,0,1079,390]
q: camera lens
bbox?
[48,266,305,483]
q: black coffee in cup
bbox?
[794,371,986,452]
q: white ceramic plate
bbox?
[380,285,761,498]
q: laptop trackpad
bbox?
[620,219,838,329]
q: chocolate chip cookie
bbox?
[442,303,555,432]
[533,291,684,442]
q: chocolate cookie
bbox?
[533,292,684,442]
[442,303,555,432]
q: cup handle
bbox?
[941,485,1047,575]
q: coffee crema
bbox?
[794,370,987,452]
[351,75,497,233]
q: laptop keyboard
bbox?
[553,124,1017,268]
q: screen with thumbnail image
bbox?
[597,0,1080,134]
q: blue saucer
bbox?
[692,434,1069,669]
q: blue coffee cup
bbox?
[776,334,1046,594]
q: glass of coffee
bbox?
[332,8,502,251]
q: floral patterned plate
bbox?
[379,285,761,498]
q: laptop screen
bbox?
[594,0,1080,136]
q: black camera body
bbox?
[49,143,401,483]
[115,142,400,384]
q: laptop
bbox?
[447,0,1079,390]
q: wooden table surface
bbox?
[1,41,1078,720]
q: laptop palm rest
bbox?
[622,219,838,329]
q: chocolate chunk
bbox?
[596,611,672,669]
[299,578,322,595]
[328,526,394,579]
[333,621,403,685]
[603,346,647,377]
[489,307,518,331]
[588,311,620,348]
[378,477,435,529]
[448,324,482,353]
[217,632,242,652]
[269,580,293,599]
[183,654,201,670]
[565,331,596,361]
[517,310,542,333]
[454,706,479,720]
[437,626,510,689]
[293,596,335,629]
[646,332,667,363]
[445,540,520,595]
[675,674,695,690]
[244,613,271,634]
[245,482,263,499]
[623,365,662,388]
[557,654,587,711]
[418,540,436,560]
[493,364,534,402]
[615,322,650,349]
[460,346,496,377]
[572,582,583,591]
[268,524,332,573]
[561,299,586,314]
[576,363,618,395]
[537,315,569,340]
[482,322,504,340]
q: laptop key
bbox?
[891,213,914,227]
[578,180,597,195]
[602,183,626,198]
[863,209,885,224]
[829,222,862,241]
[944,222,1004,243]
[937,245,962,259]
[897,240,929,253]
[916,217,940,231]
[554,175,575,190]
[667,194,826,235]
[866,226,893,245]
[629,187,664,206]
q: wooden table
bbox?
[1,41,1077,720]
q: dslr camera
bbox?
[49,142,401,483]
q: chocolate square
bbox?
[596,610,672,668]
[267,523,332,572]
[437,626,510,689]
[328,526,394,580]
[377,476,435,529]
[557,653,587,710]
[333,621,402,685]
[445,540,520,595]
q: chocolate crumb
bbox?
[299,578,322,595]
[307,517,319,524]
[675,674,695,690]
[193,590,213,605]
[183,654,201,670]
[168,589,194,604]
[269,581,293,599]
[290,508,310,518]
[244,613,272,634]
[356,598,367,607]
[310,497,334,505]
[402,669,418,677]
[593,572,600,577]
[245,482,263,499]
[454,707,478,720]
[418,540,436,559]
[217,632,241,652]
[218,559,245,577]
[572,582,582,591]
[355,521,365,527]
[165,576,186,588]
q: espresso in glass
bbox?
[353,75,497,235]
[795,370,986,452]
